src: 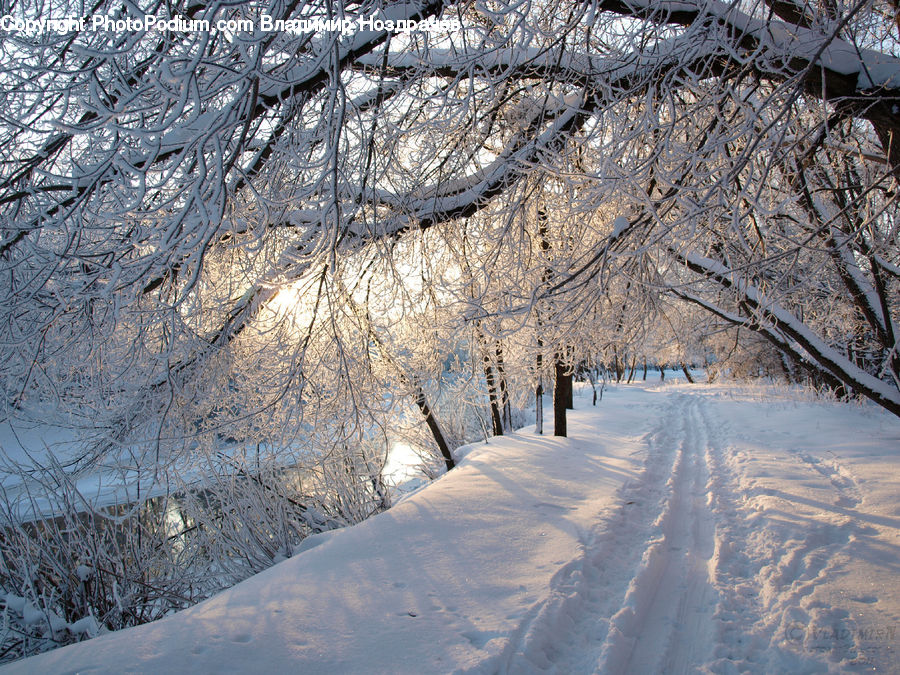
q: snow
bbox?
[4,381,900,673]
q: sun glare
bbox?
[262,282,321,330]
[269,287,302,316]
[384,442,423,485]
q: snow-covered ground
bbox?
[5,381,899,674]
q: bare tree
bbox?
[1,0,899,661]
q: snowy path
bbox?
[601,393,719,674]
[500,392,725,674]
[5,382,900,674]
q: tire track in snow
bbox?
[597,393,719,674]
[492,388,877,674]
[497,391,720,674]
[695,393,775,672]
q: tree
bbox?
[4,0,899,426]
[1,0,899,659]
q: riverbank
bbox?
[6,381,899,673]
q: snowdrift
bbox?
[5,382,899,674]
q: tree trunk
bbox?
[483,357,504,437]
[475,324,504,436]
[554,356,572,437]
[535,376,544,434]
[537,208,552,434]
[414,385,455,471]
[681,362,695,383]
[495,344,512,432]
[535,348,544,435]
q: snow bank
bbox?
[3,388,647,674]
[4,382,899,673]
